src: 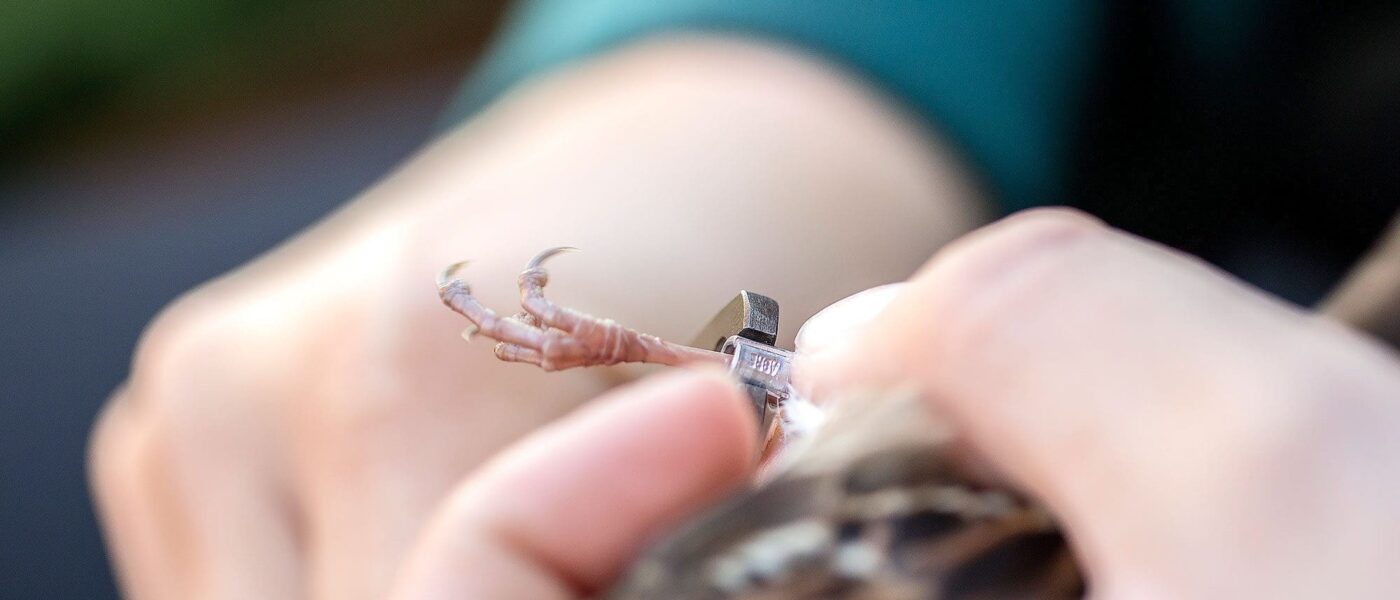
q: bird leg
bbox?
[438,247,729,371]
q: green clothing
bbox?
[445,1,1397,303]
[445,0,1105,211]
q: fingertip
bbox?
[794,209,1110,401]
[644,367,757,431]
[587,367,760,478]
[394,369,757,599]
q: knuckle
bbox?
[1232,373,1317,447]
[1235,333,1388,458]
[921,207,1106,300]
[1205,337,1349,478]
[936,208,1105,278]
[92,298,238,496]
[87,392,129,490]
[90,294,225,482]
[1213,385,1325,487]
[130,291,228,381]
[112,289,253,433]
[87,387,161,505]
[988,206,1105,235]
[915,207,1110,355]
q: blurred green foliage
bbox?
[0,0,497,164]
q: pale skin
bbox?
[89,36,1400,599]
[89,36,981,600]
[400,210,1400,599]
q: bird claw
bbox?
[437,248,725,370]
[526,246,579,269]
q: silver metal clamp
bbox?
[693,291,794,440]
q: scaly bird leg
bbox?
[438,248,728,371]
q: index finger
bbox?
[389,369,757,600]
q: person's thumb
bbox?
[799,208,1400,595]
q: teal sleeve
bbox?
[441,1,1103,211]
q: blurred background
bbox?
[4,2,1399,597]
[1,1,505,596]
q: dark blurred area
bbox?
[0,0,503,169]
[0,2,505,597]
[1066,1,1400,302]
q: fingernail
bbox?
[790,284,906,402]
[794,283,906,356]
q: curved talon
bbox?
[526,246,579,269]
[438,246,725,371]
[437,260,472,289]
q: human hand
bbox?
[88,37,980,600]
[386,369,757,600]
[797,208,1400,597]
[374,209,1400,599]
